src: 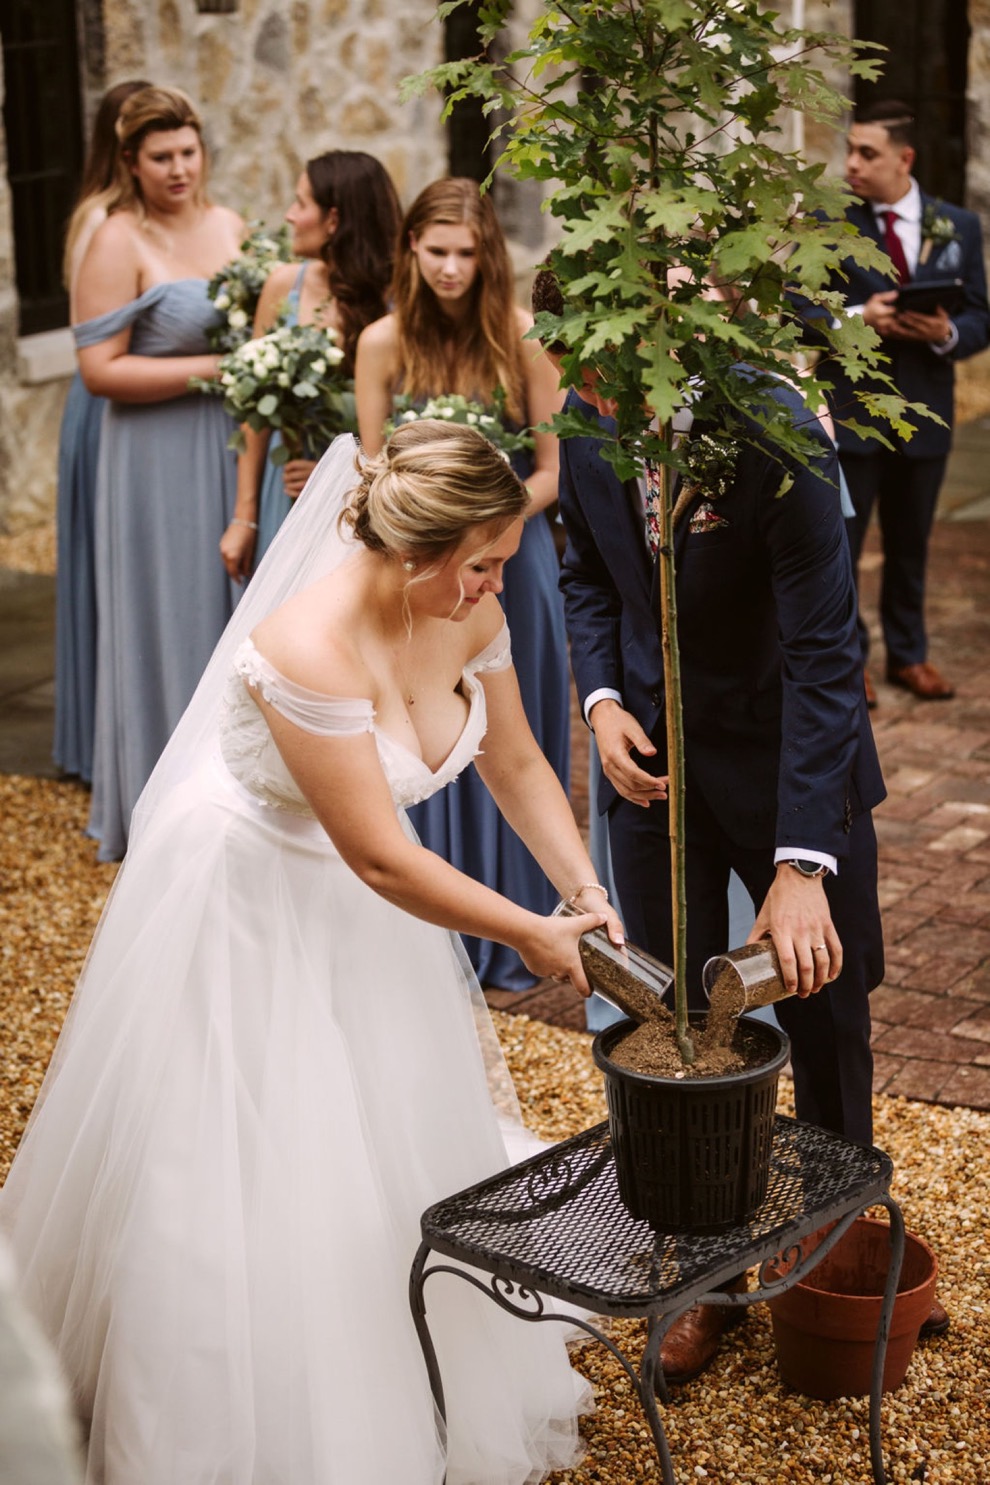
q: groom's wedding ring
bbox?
[811,944,827,953]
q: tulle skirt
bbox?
[0,761,589,1483]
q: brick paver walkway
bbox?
[488,429,990,1113]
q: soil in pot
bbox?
[593,1014,789,1232]
[569,917,758,1077]
[768,1216,938,1399]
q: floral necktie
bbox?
[644,459,663,557]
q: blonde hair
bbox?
[342,419,528,563]
[108,85,209,221]
[392,179,527,424]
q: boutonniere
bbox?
[919,204,958,266]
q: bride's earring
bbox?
[402,560,416,572]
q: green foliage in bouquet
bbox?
[387,392,535,458]
[206,222,293,353]
[192,321,357,463]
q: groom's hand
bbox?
[590,700,668,809]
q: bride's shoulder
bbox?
[463,596,511,672]
[248,589,376,705]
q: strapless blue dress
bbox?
[408,448,571,990]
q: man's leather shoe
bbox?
[886,661,955,700]
[659,1284,747,1384]
[918,1298,950,1339]
[863,668,878,709]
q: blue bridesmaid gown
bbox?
[76,280,240,861]
[255,265,306,564]
[408,450,571,990]
[52,371,104,781]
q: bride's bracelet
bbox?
[559,882,609,911]
[231,517,259,532]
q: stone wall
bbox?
[0,0,457,533]
[89,0,450,220]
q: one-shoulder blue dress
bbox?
[408,448,571,990]
[53,372,104,781]
[75,280,240,861]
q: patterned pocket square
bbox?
[689,499,731,534]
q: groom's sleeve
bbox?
[557,434,627,711]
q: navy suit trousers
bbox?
[841,449,947,669]
[606,778,883,1145]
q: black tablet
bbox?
[895,278,966,318]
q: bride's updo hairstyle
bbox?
[344,419,528,565]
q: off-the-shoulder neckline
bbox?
[237,625,507,779]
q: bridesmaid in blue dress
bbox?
[53,79,150,782]
[356,178,571,990]
[73,85,244,861]
[219,152,400,582]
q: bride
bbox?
[0,421,623,1485]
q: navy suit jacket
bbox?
[814,193,989,459]
[558,380,886,861]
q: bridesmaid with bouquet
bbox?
[219,151,401,580]
[74,85,244,860]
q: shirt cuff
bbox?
[584,688,624,729]
[774,847,839,876]
[932,321,959,356]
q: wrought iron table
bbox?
[410,1115,904,1485]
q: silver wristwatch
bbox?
[781,858,830,879]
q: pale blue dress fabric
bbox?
[74,280,239,861]
[408,448,571,991]
[254,265,306,564]
[52,372,104,782]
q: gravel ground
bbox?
[1,774,987,1484]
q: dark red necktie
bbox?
[880,208,911,284]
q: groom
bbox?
[531,269,925,1379]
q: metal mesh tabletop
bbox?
[420,1115,893,1316]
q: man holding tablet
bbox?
[818,99,989,703]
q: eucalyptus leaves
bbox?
[386,392,534,460]
[192,322,356,463]
[205,222,293,353]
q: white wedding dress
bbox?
[0,618,590,1484]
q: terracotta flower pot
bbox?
[768,1216,938,1399]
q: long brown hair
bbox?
[392,178,526,424]
[62,78,151,287]
[306,151,401,376]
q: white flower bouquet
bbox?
[386,392,535,459]
[192,320,357,462]
[205,222,293,352]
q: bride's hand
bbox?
[518,907,623,997]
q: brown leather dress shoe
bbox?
[659,1284,748,1384]
[886,661,955,700]
[863,668,878,709]
[918,1298,951,1339]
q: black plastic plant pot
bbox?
[592,1014,790,1234]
